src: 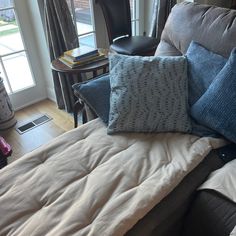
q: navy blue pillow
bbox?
[186,41,227,137]
[73,74,110,124]
[191,48,236,143]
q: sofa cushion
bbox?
[155,40,182,57]
[108,54,191,134]
[155,2,236,58]
[191,48,236,143]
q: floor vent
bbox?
[16,114,52,134]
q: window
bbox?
[0,0,35,94]
[130,0,141,36]
[66,0,142,48]
[66,0,96,47]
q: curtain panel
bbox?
[43,0,80,112]
[149,0,177,42]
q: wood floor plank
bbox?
[0,99,77,163]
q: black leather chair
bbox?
[96,0,159,56]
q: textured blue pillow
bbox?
[191,48,236,143]
[108,54,192,134]
[73,74,110,124]
[187,41,227,105]
[186,41,227,137]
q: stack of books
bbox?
[59,45,106,68]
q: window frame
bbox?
[0,4,35,94]
[66,0,97,47]
[131,0,139,35]
[67,0,143,47]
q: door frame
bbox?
[3,0,47,110]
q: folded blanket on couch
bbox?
[0,119,226,236]
[231,227,236,236]
[199,159,236,202]
[199,159,236,236]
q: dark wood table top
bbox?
[51,57,109,74]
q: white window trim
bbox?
[0,4,36,94]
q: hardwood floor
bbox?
[0,99,77,163]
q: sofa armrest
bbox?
[181,189,236,236]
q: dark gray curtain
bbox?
[149,0,176,42]
[44,0,80,112]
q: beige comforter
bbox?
[199,159,236,203]
[0,119,225,236]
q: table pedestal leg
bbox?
[73,100,84,128]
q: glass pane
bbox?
[74,0,93,35]
[0,9,24,55]
[132,21,136,36]
[132,20,139,36]
[2,52,35,92]
[130,0,134,20]
[0,63,10,93]
[79,33,95,47]
[0,0,14,9]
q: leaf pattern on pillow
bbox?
[108,54,191,134]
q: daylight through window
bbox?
[66,0,141,48]
[0,0,35,94]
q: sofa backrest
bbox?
[155,2,236,58]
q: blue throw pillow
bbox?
[108,54,192,134]
[191,48,236,143]
[73,74,110,124]
[187,41,227,105]
[186,41,227,137]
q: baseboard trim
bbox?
[13,88,56,111]
[14,97,47,111]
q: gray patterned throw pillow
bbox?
[108,54,191,134]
